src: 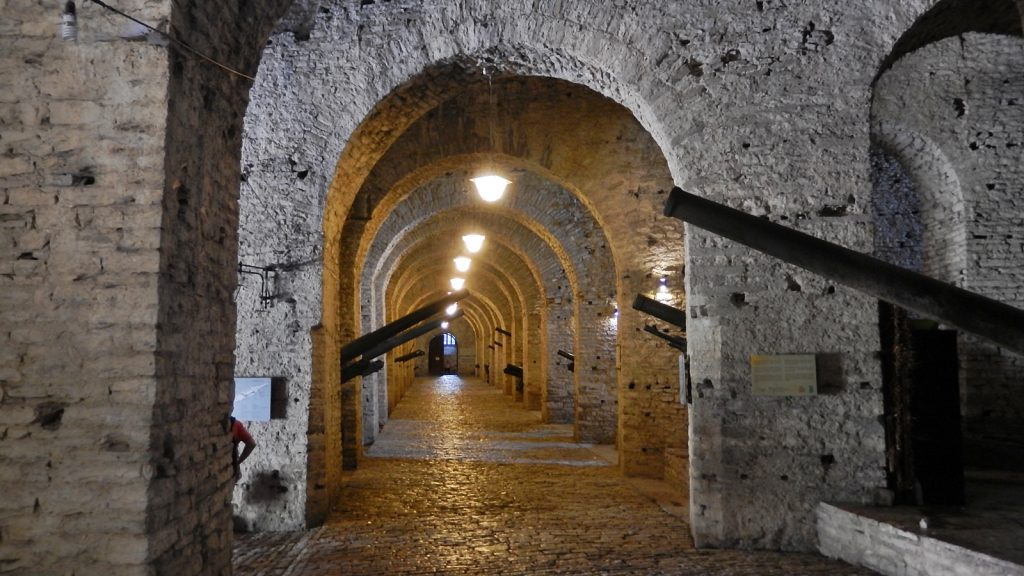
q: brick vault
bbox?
[1,0,1022,574]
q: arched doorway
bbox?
[428,332,458,376]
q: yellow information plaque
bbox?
[750,354,817,396]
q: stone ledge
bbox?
[817,502,1024,576]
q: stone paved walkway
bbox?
[234,376,875,575]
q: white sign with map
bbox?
[234,377,272,421]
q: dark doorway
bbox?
[880,302,965,506]
[428,332,458,376]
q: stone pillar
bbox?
[573,297,617,444]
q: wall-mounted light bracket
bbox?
[238,262,279,309]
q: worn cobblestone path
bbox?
[234,376,875,575]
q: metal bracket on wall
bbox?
[238,262,279,309]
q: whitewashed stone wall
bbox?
[1,4,171,570]
[872,33,1024,469]
[2,0,287,571]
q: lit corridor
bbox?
[233,376,873,575]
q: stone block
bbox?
[48,100,102,125]
[0,156,34,177]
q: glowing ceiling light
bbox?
[471,175,511,202]
[655,276,671,302]
[445,303,458,316]
[441,321,449,329]
[450,277,465,291]
[462,234,485,253]
[453,256,472,273]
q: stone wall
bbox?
[2,0,286,571]
[872,33,1024,469]
[871,147,924,271]
[448,317,477,375]
[235,1,346,527]
[235,0,932,551]
[3,2,982,571]
[617,269,686,479]
[1,3,171,570]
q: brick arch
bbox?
[873,0,1022,83]
[345,76,678,285]
[394,277,509,365]
[239,2,705,532]
[361,242,526,445]
[391,280,504,385]
[392,242,534,360]
[374,209,570,419]
[870,32,1024,476]
[389,243,530,383]
[360,175,585,308]
[396,265,519,385]
[233,0,961,547]
[869,119,967,285]
[392,262,520,344]
[375,209,583,410]
[359,171,613,336]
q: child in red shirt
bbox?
[230,416,256,480]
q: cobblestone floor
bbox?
[234,376,875,575]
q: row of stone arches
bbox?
[234,0,1024,551]
[4,0,1023,573]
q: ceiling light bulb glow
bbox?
[462,234,485,253]
[441,321,449,329]
[445,303,458,316]
[471,175,510,202]
[454,256,471,272]
[450,277,465,291]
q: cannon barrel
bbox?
[642,324,687,352]
[556,350,575,372]
[346,310,464,370]
[394,350,425,363]
[495,327,512,337]
[493,340,503,347]
[341,289,468,361]
[341,359,384,383]
[664,186,1024,356]
[632,294,687,330]
[503,363,524,379]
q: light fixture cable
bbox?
[86,0,255,81]
[487,67,495,169]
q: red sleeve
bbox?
[232,420,255,445]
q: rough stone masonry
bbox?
[2,0,1022,574]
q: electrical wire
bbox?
[487,68,495,166]
[87,0,255,81]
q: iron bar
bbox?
[632,294,687,330]
[394,350,425,363]
[341,289,468,361]
[664,186,1024,356]
[345,310,464,371]
[642,324,687,352]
